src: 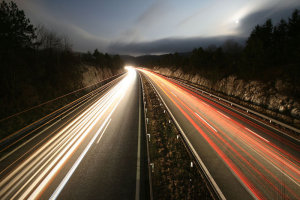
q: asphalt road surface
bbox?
[0,68,148,200]
[1,66,299,200]
[139,69,300,200]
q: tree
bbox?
[287,9,300,62]
[244,19,274,69]
[246,19,273,51]
[0,1,36,51]
[93,49,105,66]
[222,39,242,54]
[93,49,101,58]
[35,25,71,51]
[273,19,288,64]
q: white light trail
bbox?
[0,69,137,199]
[49,93,124,200]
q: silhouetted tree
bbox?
[93,49,101,58]
[287,9,300,62]
[245,19,274,68]
[222,39,243,54]
[272,19,288,64]
[0,1,36,52]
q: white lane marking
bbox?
[245,128,269,143]
[50,92,123,200]
[49,118,110,200]
[195,113,217,132]
[97,119,111,144]
[16,91,116,199]
[48,70,135,200]
[171,92,177,97]
[135,88,142,200]
[11,99,111,199]
[3,91,115,198]
[217,111,230,119]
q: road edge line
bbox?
[135,75,142,200]
[145,75,226,200]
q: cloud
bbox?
[107,36,245,55]
[116,0,169,42]
[108,2,300,55]
[14,0,300,55]
[16,0,107,52]
[237,2,300,35]
[136,0,168,25]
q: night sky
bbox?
[16,0,300,55]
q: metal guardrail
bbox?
[148,69,300,140]
[143,74,226,200]
[165,76,300,141]
[138,73,154,200]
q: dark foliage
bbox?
[0,1,36,53]
[81,49,124,74]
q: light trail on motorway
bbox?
[0,68,137,199]
[139,69,300,200]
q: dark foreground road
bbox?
[0,69,149,200]
[140,69,300,200]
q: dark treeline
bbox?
[136,9,300,88]
[0,1,124,119]
[82,49,123,71]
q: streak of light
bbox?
[0,69,137,199]
[139,69,300,199]
[49,97,121,200]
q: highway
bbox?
[139,69,300,200]
[0,68,148,199]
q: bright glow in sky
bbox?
[16,0,300,54]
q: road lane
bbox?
[0,68,148,199]
[140,69,300,200]
[55,67,146,199]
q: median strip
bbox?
[140,74,214,200]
